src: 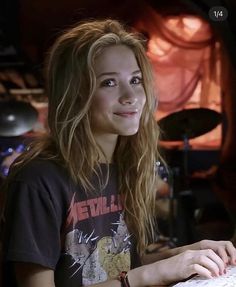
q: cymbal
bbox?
[0,100,38,136]
[158,108,222,141]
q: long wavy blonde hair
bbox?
[7,19,161,255]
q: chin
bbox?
[119,127,139,136]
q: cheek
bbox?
[136,86,146,106]
[140,93,146,110]
[90,93,112,114]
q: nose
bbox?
[119,84,138,105]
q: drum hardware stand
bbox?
[156,161,178,246]
[158,108,222,245]
[167,167,178,246]
[176,133,197,245]
[180,133,192,195]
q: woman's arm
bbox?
[142,240,236,266]
[14,263,55,287]
[142,244,185,264]
[14,244,232,287]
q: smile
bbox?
[114,112,138,117]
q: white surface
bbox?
[173,265,236,287]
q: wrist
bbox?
[126,266,147,287]
[180,240,203,252]
[142,261,171,286]
[187,239,210,251]
[118,271,130,287]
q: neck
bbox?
[93,133,118,163]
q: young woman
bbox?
[1,19,236,287]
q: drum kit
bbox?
[158,107,222,180]
[156,108,222,245]
[0,100,38,177]
[158,108,222,142]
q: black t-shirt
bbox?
[2,159,141,286]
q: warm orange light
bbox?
[148,37,171,57]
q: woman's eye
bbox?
[100,79,116,87]
[130,76,142,85]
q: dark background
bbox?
[1,0,236,66]
[1,0,236,245]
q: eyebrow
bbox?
[96,70,142,78]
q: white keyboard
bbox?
[173,265,236,287]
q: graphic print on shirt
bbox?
[64,194,132,285]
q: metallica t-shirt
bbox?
[2,159,141,286]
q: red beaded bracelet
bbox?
[118,271,131,287]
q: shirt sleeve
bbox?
[4,179,62,269]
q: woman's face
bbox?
[90,45,146,137]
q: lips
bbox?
[114,111,138,117]
[114,109,138,115]
[115,112,137,115]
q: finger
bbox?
[217,246,229,265]
[190,263,213,279]
[198,253,223,276]
[201,249,225,275]
[225,241,236,265]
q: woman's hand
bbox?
[141,248,227,286]
[188,240,236,265]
